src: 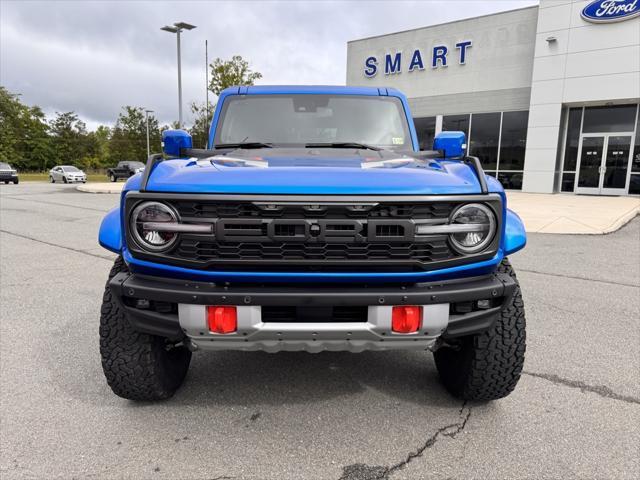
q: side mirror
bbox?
[162,129,193,157]
[433,131,466,159]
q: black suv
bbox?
[106,161,145,182]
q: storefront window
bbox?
[582,105,637,133]
[499,111,529,171]
[561,172,576,192]
[470,112,500,170]
[414,116,436,150]
[630,110,640,194]
[442,114,470,140]
[562,108,582,172]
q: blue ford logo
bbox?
[581,0,640,23]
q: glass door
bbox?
[601,135,632,195]
[576,134,632,195]
[576,136,604,194]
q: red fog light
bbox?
[207,306,237,334]
[392,306,422,333]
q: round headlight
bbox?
[448,203,496,254]
[130,201,178,251]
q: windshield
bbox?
[0,162,12,169]
[214,94,412,151]
[62,166,80,172]
[129,162,144,168]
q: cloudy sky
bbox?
[1,0,537,129]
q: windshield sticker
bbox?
[392,137,404,145]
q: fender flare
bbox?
[98,207,122,253]
[504,208,526,256]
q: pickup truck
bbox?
[106,161,145,182]
[98,86,527,402]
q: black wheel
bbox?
[109,173,116,182]
[50,176,55,183]
[63,176,68,184]
[3,181,8,184]
[434,258,526,401]
[99,256,191,401]
[13,179,18,184]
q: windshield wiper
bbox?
[214,142,273,149]
[305,142,381,151]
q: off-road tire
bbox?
[434,258,526,401]
[99,256,191,401]
[109,173,116,182]
[13,179,18,184]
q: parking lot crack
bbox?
[524,371,640,405]
[339,402,471,480]
[0,229,114,262]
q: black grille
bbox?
[126,195,501,273]
[177,239,451,262]
[171,201,453,220]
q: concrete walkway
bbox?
[506,192,639,234]
[78,183,639,235]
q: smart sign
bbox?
[363,41,472,78]
[581,0,640,23]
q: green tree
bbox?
[208,55,262,96]
[188,101,215,148]
[0,87,53,171]
[49,111,89,166]
[108,106,160,163]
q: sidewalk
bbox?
[506,192,639,234]
[78,183,639,235]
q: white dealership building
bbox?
[346,0,640,195]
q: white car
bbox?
[49,165,87,183]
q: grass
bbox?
[18,173,108,182]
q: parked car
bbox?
[106,161,145,182]
[49,165,86,183]
[98,86,527,402]
[0,162,19,184]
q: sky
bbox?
[1,0,538,130]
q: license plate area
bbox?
[261,306,368,323]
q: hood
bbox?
[144,148,484,195]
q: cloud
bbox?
[0,0,537,128]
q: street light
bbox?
[161,21,197,129]
[144,109,154,157]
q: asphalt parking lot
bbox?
[1,182,639,480]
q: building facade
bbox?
[346,0,640,195]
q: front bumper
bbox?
[109,271,516,352]
[0,174,18,181]
[66,177,86,183]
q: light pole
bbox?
[144,109,154,156]
[161,22,197,129]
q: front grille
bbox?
[177,239,451,262]
[172,201,453,220]
[262,306,367,323]
[125,194,502,273]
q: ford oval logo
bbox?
[581,0,640,23]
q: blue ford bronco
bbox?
[98,86,526,402]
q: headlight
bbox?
[130,201,179,251]
[448,203,496,254]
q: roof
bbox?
[219,85,405,96]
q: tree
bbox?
[0,87,53,170]
[49,111,89,166]
[188,101,215,148]
[208,55,262,96]
[108,106,160,163]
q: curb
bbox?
[77,183,124,194]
